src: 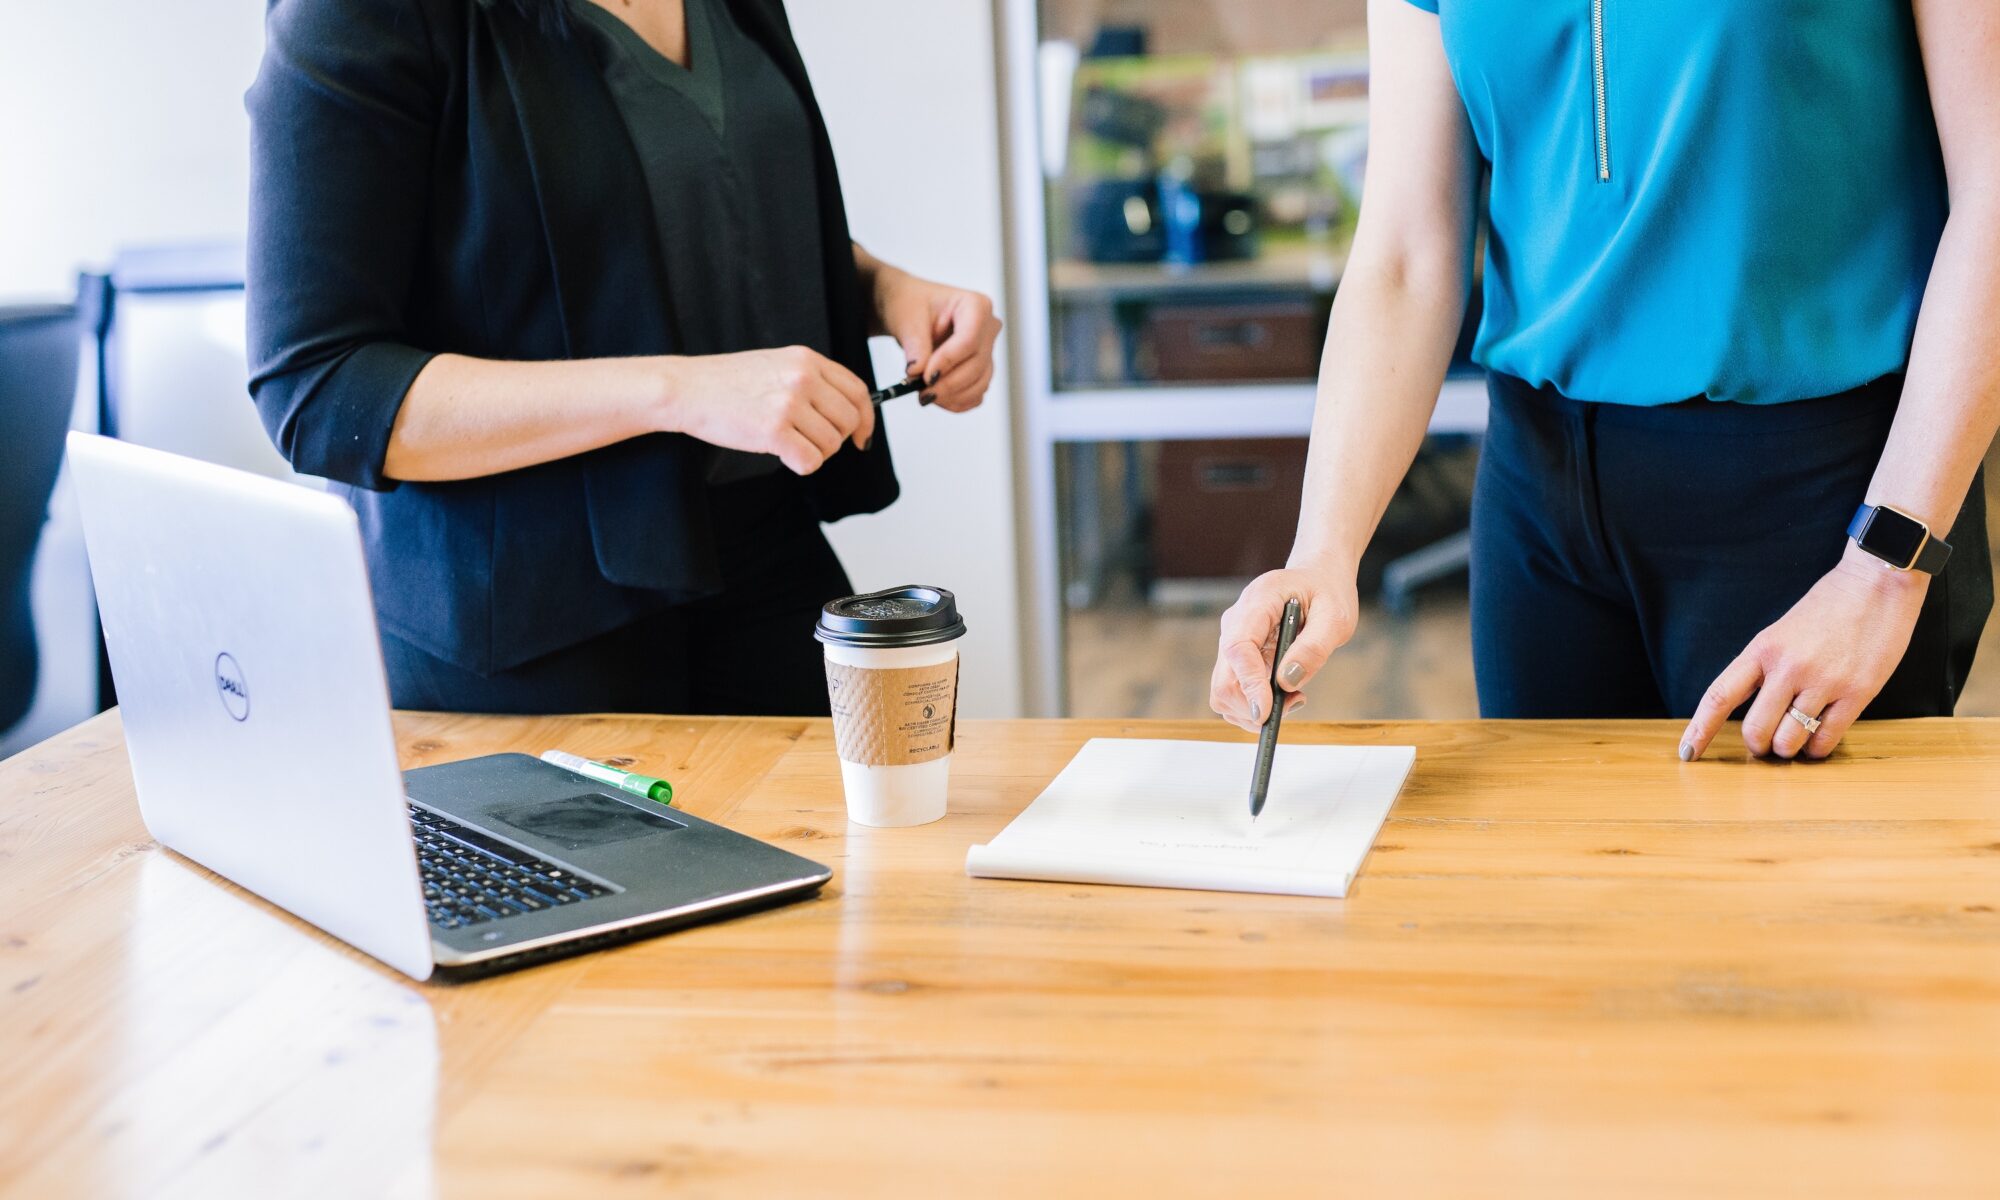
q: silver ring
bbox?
[1785,706,1823,735]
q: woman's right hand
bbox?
[1209,563,1360,733]
[659,346,876,476]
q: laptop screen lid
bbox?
[67,433,433,980]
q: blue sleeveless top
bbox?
[1402,0,1946,404]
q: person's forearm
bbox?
[382,353,667,482]
[852,241,886,292]
[1863,203,2000,538]
[852,241,906,337]
[1288,256,1471,573]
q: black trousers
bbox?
[383,474,851,716]
[1469,371,1992,719]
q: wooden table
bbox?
[4,714,1999,1198]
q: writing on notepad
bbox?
[1136,839,1263,852]
[964,738,1416,898]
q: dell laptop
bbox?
[67,433,831,980]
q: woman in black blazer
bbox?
[245,0,1000,716]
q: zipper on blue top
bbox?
[1590,0,1610,182]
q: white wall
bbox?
[789,1,1026,718]
[0,2,262,753]
[0,0,1029,720]
[0,1,262,302]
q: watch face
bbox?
[1863,507,1928,567]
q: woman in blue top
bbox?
[1210,1,2000,761]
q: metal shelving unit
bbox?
[1001,1,1484,715]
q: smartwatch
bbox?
[1847,503,1952,574]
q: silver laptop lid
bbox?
[67,433,433,980]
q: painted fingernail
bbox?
[1678,741,1694,762]
[1250,700,1261,723]
[920,392,938,406]
[859,435,873,452]
[1279,661,1303,688]
[926,370,941,386]
[906,360,919,375]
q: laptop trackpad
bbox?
[488,793,685,852]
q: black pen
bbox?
[1249,597,1303,822]
[870,377,931,407]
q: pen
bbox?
[869,377,931,407]
[540,750,675,806]
[1248,597,1303,822]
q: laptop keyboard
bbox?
[409,803,612,930]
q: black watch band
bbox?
[1847,503,1952,575]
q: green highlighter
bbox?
[540,749,675,807]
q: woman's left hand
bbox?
[1679,545,1929,762]
[870,267,1002,413]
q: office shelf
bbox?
[1003,0,1482,715]
[1043,376,1488,442]
[1047,243,1348,301]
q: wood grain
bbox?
[4,713,1999,1197]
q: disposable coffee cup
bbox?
[815,585,966,828]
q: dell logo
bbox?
[214,652,249,722]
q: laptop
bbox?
[67,433,832,981]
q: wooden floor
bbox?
[1070,443,2000,721]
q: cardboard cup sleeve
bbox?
[824,657,960,766]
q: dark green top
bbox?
[573,0,833,482]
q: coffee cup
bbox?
[815,586,966,828]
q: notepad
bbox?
[964,738,1416,898]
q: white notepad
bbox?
[964,738,1416,898]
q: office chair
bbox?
[0,300,83,732]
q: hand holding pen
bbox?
[1210,566,1357,733]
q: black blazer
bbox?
[245,0,898,675]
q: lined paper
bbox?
[965,738,1416,898]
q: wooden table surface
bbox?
[4,712,1999,1198]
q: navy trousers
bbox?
[383,474,851,716]
[1469,371,1991,719]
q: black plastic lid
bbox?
[815,585,966,648]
